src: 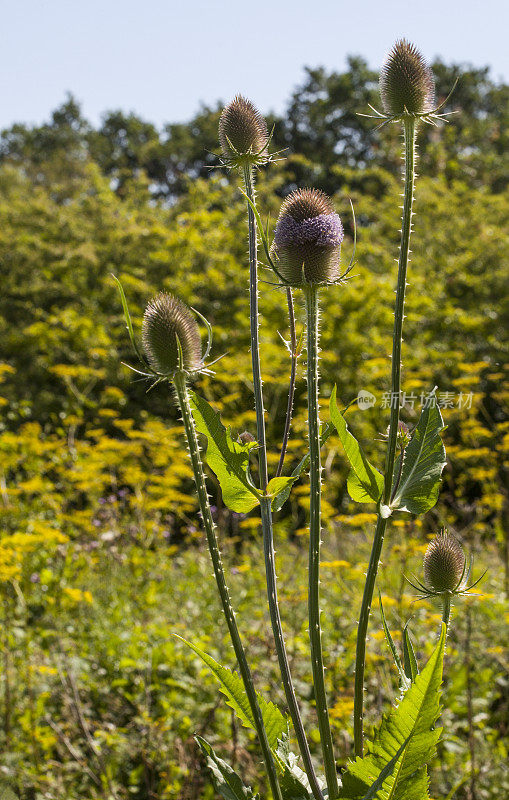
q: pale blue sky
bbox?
[0,0,506,130]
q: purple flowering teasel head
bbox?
[380,39,435,116]
[142,292,202,376]
[271,189,344,286]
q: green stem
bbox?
[261,498,325,800]
[305,285,338,799]
[173,372,283,800]
[276,287,298,478]
[243,163,269,489]
[353,116,417,758]
[442,594,451,627]
[383,117,416,507]
[242,166,324,800]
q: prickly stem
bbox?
[173,371,283,800]
[242,167,324,800]
[353,116,417,757]
[305,284,338,798]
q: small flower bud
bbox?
[423,532,465,593]
[380,39,435,116]
[142,293,202,375]
[238,431,256,444]
[271,188,344,286]
[395,421,411,449]
[219,95,269,165]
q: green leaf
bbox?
[339,624,447,800]
[402,623,419,683]
[330,386,384,504]
[390,400,446,514]
[195,736,259,800]
[275,735,314,799]
[279,761,312,799]
[189,392,261,512]
[267,476,297,511]
[112,274,149,367]
[177,636,288,750]
[359,736,412,800]
[379,592,410,691]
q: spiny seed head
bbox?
[423,532,465,593]
[219,95,269,164]
[380,39,435,115]
[142,293,202,375]
[271,188,344,286]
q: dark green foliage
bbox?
[390,402,447,514]
[196,736,259,799]
[329,386,383,504]
[179,638,288,750]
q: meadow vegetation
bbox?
[0,56,507,798]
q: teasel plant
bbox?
[113,37,482,800]
[112,283,285,800]
[351,38,458,757]
[268,187,349,799]
[219,98,330,799]
[240,165,359,797]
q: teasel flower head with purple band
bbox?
[271,189,344,286]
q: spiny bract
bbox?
[219,95,269,163]
[271,188,344,285]
[423,532,465,593]
[380,39,435,116]
[142,293,202,375]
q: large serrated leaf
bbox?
[195,736,259,799]
[330,386,384,504]
[274,734,314,798]
[390,401,446,514]
[279,762,312,799]
[178,636,287,750]
[339,624,447,800]
[189,392,261,512]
